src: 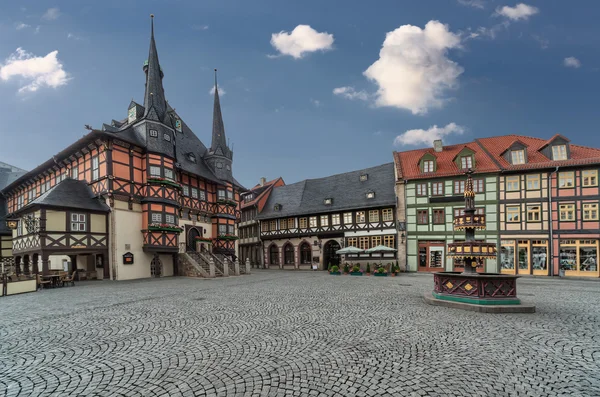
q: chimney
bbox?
[260,177,266,186]
[433,139,443,153]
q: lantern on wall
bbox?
[6,218,19,230]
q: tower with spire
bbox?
[204,69,234,182]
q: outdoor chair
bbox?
[37,274,52,290]
[62,270,77,287]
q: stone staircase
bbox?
[178,251,250,279]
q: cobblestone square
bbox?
[1,271,599,396]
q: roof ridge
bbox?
[300,162,394,183]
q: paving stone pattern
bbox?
[1,272,599,396]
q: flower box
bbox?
[329,271,341,275]
[147,178,182,190]
[217,198,238,207]
[194,237,212,242]
[350,272,363,276]
[147,223,183,233]
[216,234,239,241]
[374,273,388,277]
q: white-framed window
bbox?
[583,203,599,221]
[583,170,598,187]
[227,225,235,234]
[151,213,162,223]
[454,180,465,194]
[191,187,198,198]
[559,172,574,188]
[423,160,434,173]
[227,190,234,199]
[343,212,352,224]
[71,213,86,231]
[382,208,393,221]
[218,224,227,235]
[506,176,520,191]
[331,214,340,225]
[164,168,174,180]
[28,189,34,202]
[552,145,567,161]
[149,129,158,138]
[366,191,375,199]
[40,182,46,194]
[16,220,22,237]
[473,179,484,193]
[17,195,24,209]
[309,216,317,228]
[45,180,51,192]
[511,150,525,165]
[92,156,99,180]
[150,166,161,177]
[218,190,226,199]
[199,190,206,201]
[461,156,472,169]
[182,185,189,196]
[165,214,175,224]
[356,211,366,223]
[320,215,329,227]
[71,166,79,180]
[526,174,540,190]
[369,210,379,222]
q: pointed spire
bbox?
[210,69,230,157]
[143,14,167,122]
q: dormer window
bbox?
[149,129,158,138]
[324,198,333,205]
[187,153,196,163]
[511,150,525,165]
[274,204,281,211]
[423,160,434,173]
[244,193,254,202]
[164,133,171,142]
[360,174,368,182]
[552,145,567,161]
[366,191,375,199]
[460,156,473,169]
[128,107,136,123]
[175,120,182,132]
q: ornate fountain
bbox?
[428,170,534,311]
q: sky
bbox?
[1,0,599,188]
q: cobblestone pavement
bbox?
[1,271,599,397]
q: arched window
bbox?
[284,244,295,265]
[300,242,312,264]
[269,245,279,265]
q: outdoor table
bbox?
[42,275,62,288]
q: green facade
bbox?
[405,174,499,272]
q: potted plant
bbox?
[330,265,341,275]
[350,265,363,276]
[392,263,399,276]
[374,266,388,277]
[343,263,350,274]
[365,262,371,275]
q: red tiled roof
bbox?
[240,177,284,209]
[394,141,500,180]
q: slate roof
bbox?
[257,163,396,220]
[18,178,110,213]
[0,163,28,234]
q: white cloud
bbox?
[457,0,485,9]
[393,123,465,146]
[532,35,549,49]
[332,86,369,101]
[270,25,334,59]
[34,26,41,34]
[495,3,539,21]
[209,84,226,95]
[42,7,61,21]
[67,33,86,41]
[564,57,581,68]
[310,98,321,107]
[192,25,209,31]
[0,47,70,93]
[363,20,463,115]
[16,22,31,30]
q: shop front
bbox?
[500,239,549,276]
[559,239,599,277]
[418,241,445,272]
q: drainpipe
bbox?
[548,166,559,276]
[403,179,409,272]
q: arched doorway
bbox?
[269,244,279,267]
[150,254,162,277]
[299,242,312,265]
[283,243,295,267]
[187,227,201,251]
[323,240,341,270]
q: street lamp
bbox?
[6,218,19,231]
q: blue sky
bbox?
[1,0,599,188]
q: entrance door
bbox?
[418,241,445,272]
[150,254,162,277]
[187,227,201,252]
[517,240,530,275]
[323,240,341,270]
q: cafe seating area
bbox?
[35,270,78,290]
[1,266,79,296]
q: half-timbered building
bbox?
[238,177,285,268]
[257,164,397,270]
[0,162,28,272]
[0,16,243,280]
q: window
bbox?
[423,160,434,173]
[190,188,198,199]
[163,133,171,142]
[71,166,79,180]
[40,182,46,194]
[552,145,567,161]
[511,150,525,165]
[92,156,99,180]
[369,210,379,222]
[320,215,329,227]
[356,211,365,223]
[16,220,22,237]
[366,191,375,199]
[526,174,540,190]
[150,166,161,177]
[359,237,370,250]
[287,218,295,228]
[454,208,485,217]
[218,224,227,235]
[299,218,307,228]
[382,209,393,222]
[71,213,86,232]
[17,195,24,209]
[151,213,162,223]
[270,220,276,231]
[383,235,395,248]
[433,209,445,224]
[269,245,279,265]
[280,219,287,230]
[283,245,294,265]
[331,214,340,225]
[218,190,226,199]
[360,174,368,182]
[454,180,465,194]
[506,206,520,222]
[188,153,196,163]
[583,203,598,221]
[371,236,381,247]
[28,189,34,202]
[527,206,541,222]
[309,216,317,228]
[473,179,484,193]
[165,214,175,224]
[417,210,428,225]
[432,182,443,196]
[45,180,50,192]
[128,107,136,123]
[506,176,520,191]
[199,190,206,201]
[559,172,574,188]
[347,237,357,247]
[416,183,427,196]
[227,190,234,199]
[324,198,332,205]
[583,170,598,187]
[343,212,352,224]
[164,169,174,180]
[300,243,311,264]
[182,186,189,196]
[559,204,575,221]
[261,222,269,232]
[149,129,158,137]
[461,156,472,169]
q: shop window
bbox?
[284,244,294,264]
[300,243,311,264]
[500,240,516,270]
[583,203,598,221]
[506,206,520,222]
[269,245,279,265]
[506,176,520,191]
[531,240,548,272]
[416,183,427,196]
[559,172,574,188]
[559,204,575,221]
[526,174,540,190]
[582,170,598,187]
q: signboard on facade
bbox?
[123,252,134,265]
[71,245,86,249]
